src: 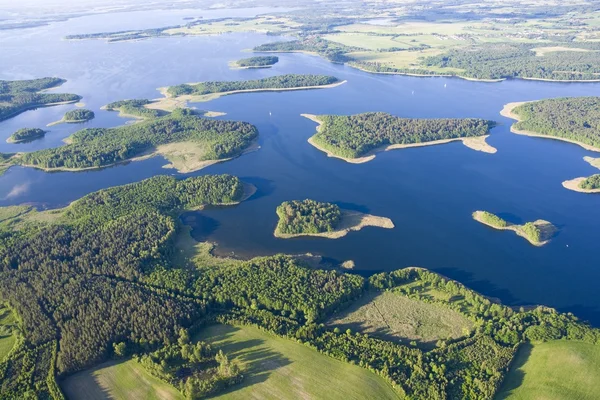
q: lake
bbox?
[1,8,600,324]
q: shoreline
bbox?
[274,209,394,239]
[302,113,496,164]
[347,63,505,82]
[583,156,600,170]
[472,211,556,247]
[500,102,600,153]
[150,80,347,112]
[16,139,260,173]
[562,177,600,194]
[47,117,91,127]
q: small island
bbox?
[6,128,46,143]
[231,55,279,69]
[562,175,600,194]
[0,77,81,122]
[274,199,394,239]
[154,74,346,110]
[501,98,600,152]
[472,211,557,246]
[8,108,258,173]
[48,108,95,126]
[303,112,496,163]
[103,99,162,119]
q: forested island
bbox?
[4,108,258,173]
[0,77,81,122]
[0,176,598,399]
[103,99,162,119]
[6,128,46,143]
[48,108,95,126]
[232,55,279,69]
[502,97,600,151]
[275,199,394,239]
[303,112,496,163]
[563,175,600,194]
[472,211,557,246]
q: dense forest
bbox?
[10,108,257,170]
[424,43,600,80]
[311,112,495,158]
[275,199,342,235]
[167,74,340,97]
[235,55,279,67]
[476,211,508,228]
[104,99,161,119]
[63,108,94,122]
[0,77,81,122]
[511,97,600,148]
[580,174,600,190]
[7,128,46,143]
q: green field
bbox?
[60,359,183,400]
[0,305,18,361]
[327,291,472,345]
[196,324,400,400]
[496,340,600,400]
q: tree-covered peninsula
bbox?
[6,108,257,172]
[166,74,342,97]
[503,97,600,150]
[48,108,95,126]
[233,55,279,68]
[303,112,496,163]
[472,211,557,246]
[103,99,162,119]
[563,174,600,194]
[0,175,599,399]
[6,128,46,143]
[275,199,394,239]
[0,77,81,122]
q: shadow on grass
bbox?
[61,359,126,400]
[494,343,532,399]
[200,325,292,398]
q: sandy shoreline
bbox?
[150,80,347,112]
[500,102,600,153]
[275,209,394,239]
[472,211,556,246]
[583,156,600,170]
[302,113,496,164]
[562,177,600,194]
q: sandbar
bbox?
[500,102,600,152]
[472,211,557,247]
[302,113,496,164]
[583,156,600,170]
[562,177,600,194]
[274,209,394,239]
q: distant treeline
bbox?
[424,43,600,80]
[512,97,600,148]
[11,108,257,170]
[167,74,339,97]
[311,112,495,158]
[236,55,279,67]
[276,199,342,234]
[0,77,81,122]
[254,37,361,63]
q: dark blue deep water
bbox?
[1,9,600,323]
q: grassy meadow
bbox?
[496,340,600,400]
[195,324,400,400]
[327,291,472,345]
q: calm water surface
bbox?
[1,10,600,323]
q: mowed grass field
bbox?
[196,324,400,400]
[496,340,600,400]
[327,291,472,345]
[61,360,183,400]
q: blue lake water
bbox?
[1,9,600,323]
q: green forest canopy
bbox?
[8,108,257,170]
[63,108,94,122]
[511,97,600,149]
[0,77,81,122]
[7,128,46,143]
[235,55,279,67]
[167,74,340,97]
[275,199,342,235]
[310,112,495,158]
[580,174,600,190]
